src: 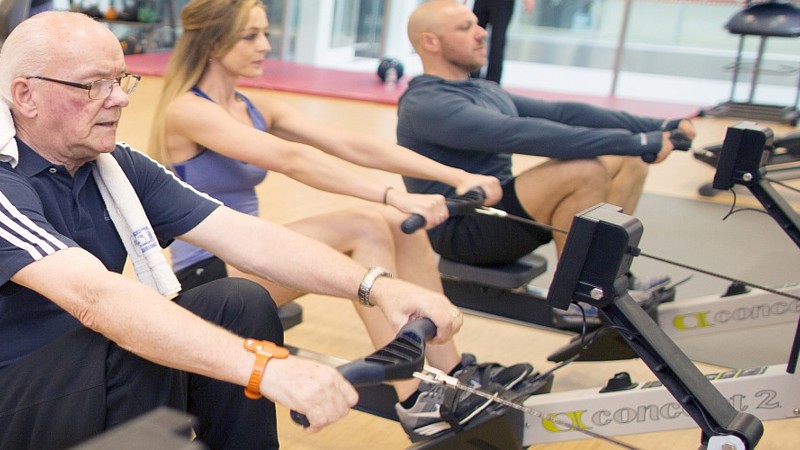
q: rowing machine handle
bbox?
[290,317,436,427]
[642,129,692,163]
[401,188,487,234]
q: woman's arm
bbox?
[167,94,453,226]
[168,95,390,202]
[256,95,502,204]
[181,206,462,343]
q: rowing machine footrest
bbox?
[406,407,524,450]
[438,253,548,290]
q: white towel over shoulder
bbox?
[3,103,178,295]
[93,153,182,296]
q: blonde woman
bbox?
[150,0,533,440]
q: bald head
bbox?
[1,10,132,163]
[407,0,463,52]
[407,1,487,80]
[0,12,120,104]
[19,10,112,36]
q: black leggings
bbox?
[0,278,283,450]
[472,0,516,83]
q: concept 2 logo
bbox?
[541,403,686,432]
[671,300,800,331]
[541,368,780,433]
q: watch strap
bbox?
[358,266,393,307]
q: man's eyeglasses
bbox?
[26,73,141,100]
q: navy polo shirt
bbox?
[0,139,221,368]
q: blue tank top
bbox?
[169,87,268,271]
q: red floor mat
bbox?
[125,52,701,117]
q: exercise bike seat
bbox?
[725,2,800,38]
[438,253,548,290]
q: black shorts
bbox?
[428,179,553,265]
[0,278,282,449]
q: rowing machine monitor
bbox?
[712,121,773,190]
[715,122,800,249]
[546,203,643,310]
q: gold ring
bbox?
[451,309,463,319]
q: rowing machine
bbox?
[405,161,798,368]
[296,122,797,448]
[277,123,797,449]
[418,122,800,448]
[410,201,789,449]
[519,122,800,447]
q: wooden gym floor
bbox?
[119,76,799,449]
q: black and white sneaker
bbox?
[395,353,533,442]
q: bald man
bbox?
[400,0,695,268]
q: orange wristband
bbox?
[243,339,290,400]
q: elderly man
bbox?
[0,11,463,449]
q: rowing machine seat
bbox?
[438,253,547,290]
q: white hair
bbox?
[0,11,102,106]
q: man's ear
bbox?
[420,32,439,53]
[10,78,37,118]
